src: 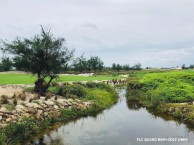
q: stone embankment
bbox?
[0,90,92,127]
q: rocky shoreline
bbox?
[0,88,92,127]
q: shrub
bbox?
[0,95,9,104]
[50,82,59,87]
[130,71,194,106]
[85,82,97,88]
[24,87,34,93]
[85,82,113,92]
[127,80,143,90]
[5,104,15,111]
[60,84,87,98]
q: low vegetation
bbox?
[127,71,194,106]
[0,83,118,145]
[0,74,121,84]
[127,70,194,124]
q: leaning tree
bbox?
[3,27,74,95]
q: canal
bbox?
[30,89,194,145]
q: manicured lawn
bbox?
[0,74,121,84]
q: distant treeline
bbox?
[1,54,194,73]
[0,53,142,73]
[181,64,194,69]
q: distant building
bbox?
[175,66,182,70]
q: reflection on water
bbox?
[126,100,142,110]
[29,89,194,145]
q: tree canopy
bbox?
[3,27,74,94]
[73,55,104,72]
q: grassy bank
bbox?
[126,70,194,125]
[0,73,121,84]
[0,83,118,145]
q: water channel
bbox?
[30,89,194,145]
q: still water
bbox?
[31,89,194,145]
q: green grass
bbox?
[0,83,118,145]
[0,74,121,84]
[127,70,194,106]
[126,70,194,125]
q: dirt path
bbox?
[0,86,23,97]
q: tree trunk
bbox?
[34,77,54,96]
[34,78,46,95]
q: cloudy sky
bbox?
[0,0,194,68]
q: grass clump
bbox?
[58,84,88,98]
[0,95,9,105]
[127,71,194,107]
[4,104,15,111]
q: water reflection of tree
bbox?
[126,100,142,110]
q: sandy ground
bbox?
[0,71,94,76]
[0,86,23,97]
[0,71,29,74]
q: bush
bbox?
[129,71,194,107]
[60,84,88,98]
[85,82,97,88]
[24,87,34,93]
[85,82,113,92]
[0,95,9,105]
[127,80,143,90]
[50,82,59,87]
[5,104,15,111]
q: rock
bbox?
[83,102,92,106]
[35,110,43,119]
[15,105,25,110]
[54,105,59,109]
[67,99,73,102]
[78,104,85,109]
[11,115,16,119]
[6,118,11,122]
[44,100,55,106]
[45,108,52,112]
[43,112,48,117]
[75,99,81,102]
[0,107,7,112]
[12,110,16,114]
[0,116,2,121]
[33,103,41,109]
[23,113,31,118]
[72,102,78,106]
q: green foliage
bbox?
[0,57,13,72]
[73,55,104,72]
[24,87,34,93]
[48,86,60,94]
[87,56,104,72]
[86,89,117,108]
[4,104,15,111]
[111,63,142,71]
[0,83,118,145]
[84,82,113,92]
[73,54,88,73]
[3,27,74,94]
[127,80,142,90]
[112,63,122,71]
[0,74,121,84]
[127,71,194,107]
[0,95,8,105]
[59,84,88,98]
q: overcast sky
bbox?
[0,0,194,68]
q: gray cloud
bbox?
[80,22,98,29]
[0,0,194,67]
